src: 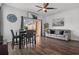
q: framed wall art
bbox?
[7,14,17,23]
[52,17,64,26]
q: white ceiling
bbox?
[5,3,79,16]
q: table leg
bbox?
[19,36,21,49]
[16,32,18,43]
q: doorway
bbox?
[35,20,41,45]
[35,20,41,37]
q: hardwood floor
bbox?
[8,37,79,55]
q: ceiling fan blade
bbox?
[36,5,42,8]
[37,9,42,12]
[43,3,49,8]
[47,7,57,9]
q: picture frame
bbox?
[52,17,64,26]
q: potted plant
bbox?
[24,26,28,30]
[44,23,49,33]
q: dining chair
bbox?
[10,29,20,49]
[19,30,26,45]
[25,30,36,46]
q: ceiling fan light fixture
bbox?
[42,8,46,11]
[36,3,57,12]
[42,8,47,12]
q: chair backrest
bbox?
[26,30,34,38]
[11,30,15,37]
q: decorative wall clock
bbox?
[7,14,17,23]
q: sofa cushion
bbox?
[59,31,64,35]
[50,30,55,34]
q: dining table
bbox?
[15,29,36,49]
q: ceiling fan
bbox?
[36,3,57,12]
